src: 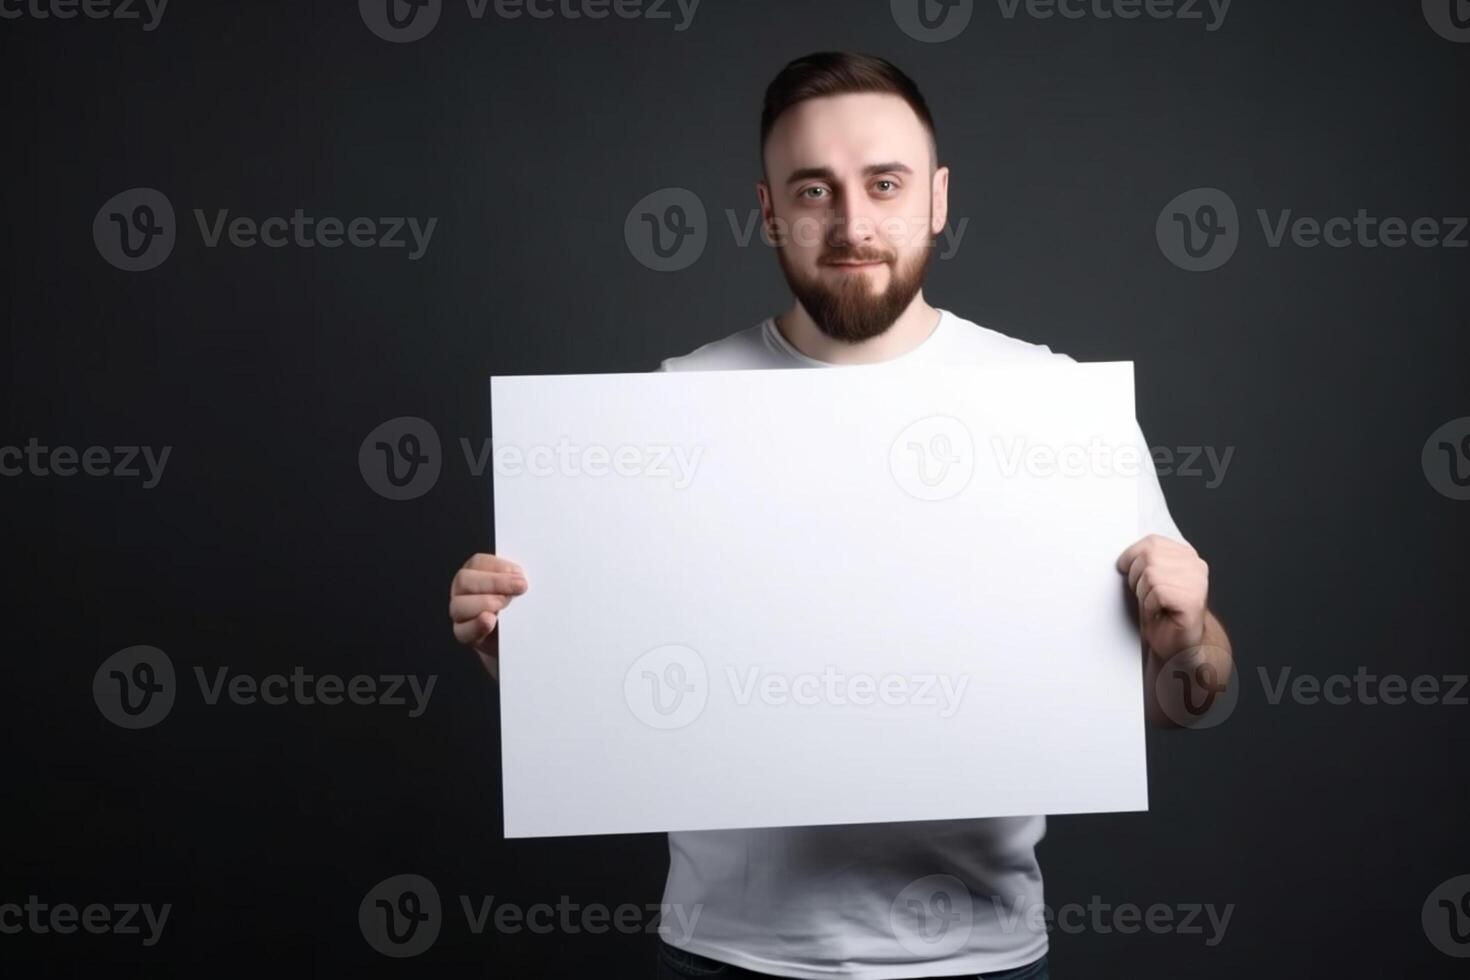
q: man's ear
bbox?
[757,180,776,242]
[930,165,950,237]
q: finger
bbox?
[450,593,514,623]
[1126,553,1148,592]
[462,554,525,576]
[1117,534,1196,572]
[451,568,529,598]
[1116,537,1152,573]
[1142,584,1189,619]
[453,611,497,647]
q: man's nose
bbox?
[825,193,880,249]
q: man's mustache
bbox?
[820,248,894,265]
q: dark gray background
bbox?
[3,0,1467,975]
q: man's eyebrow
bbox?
[783,162,915,185]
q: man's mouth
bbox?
[823,258,888,270]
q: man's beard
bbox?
[776,235,933,344]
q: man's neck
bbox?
[774,294,941,365]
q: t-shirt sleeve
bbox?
[1135,420,1185,543]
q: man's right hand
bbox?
[449,553,528,679]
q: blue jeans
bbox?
[657,941,1050,980]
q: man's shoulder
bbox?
[658,322,775,373]
[937,310,1076,364]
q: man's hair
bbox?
[759,52,938,166]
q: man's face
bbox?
[759,92,949,343]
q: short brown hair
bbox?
[760,52,938,166]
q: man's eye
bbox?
[800,186,828,201]
[874,179,898,193]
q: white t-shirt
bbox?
[655,309,1182,979]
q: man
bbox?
[449,52,1233,980]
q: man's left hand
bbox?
[1116,534,1209,658]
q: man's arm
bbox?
[1141,609,1233,727]
[1116,535,1235,728]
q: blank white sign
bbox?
[492,362,1148,838]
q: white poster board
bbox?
[492,362,1147,838]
